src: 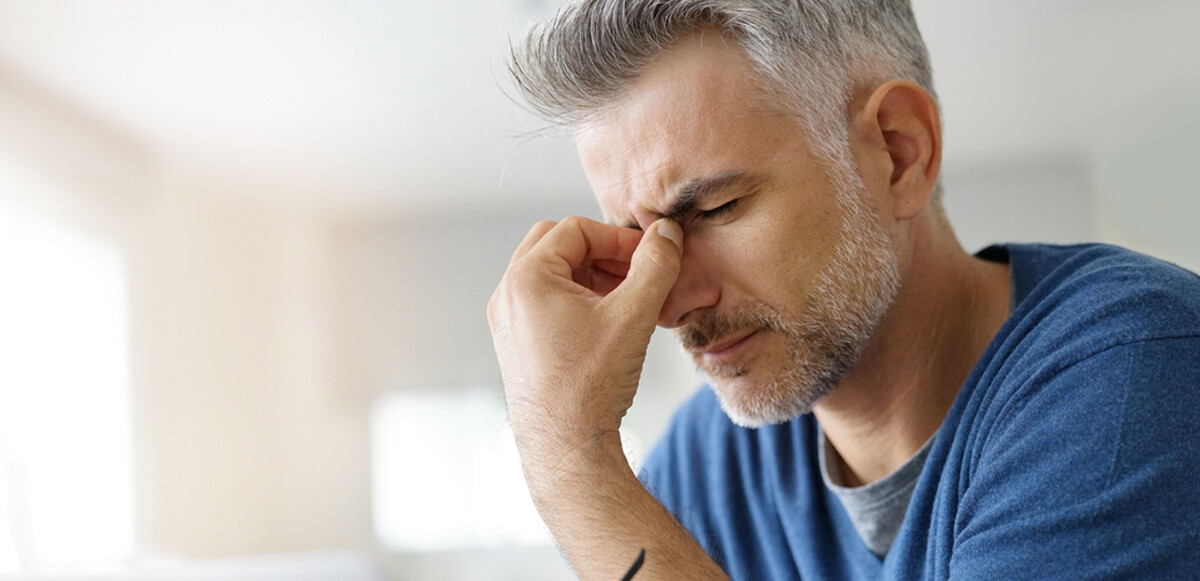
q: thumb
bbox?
[607,218,683,318]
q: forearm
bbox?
[519,430,729,581]
[490,218,703,578]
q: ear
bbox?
[852,80,942,221]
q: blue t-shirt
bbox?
[639,243,1200,579]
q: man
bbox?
[487,1,1200,579]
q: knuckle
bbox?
[558,215,589,231]
[487,285,511,329]
[486,290,499,322]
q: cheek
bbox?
[770,202,844,273]
[688,209,841,301]
[683,222,792,298]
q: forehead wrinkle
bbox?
[606,157,676,229]
[591,108,696,229]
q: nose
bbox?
[656,242,720,328]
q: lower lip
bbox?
[701,331,759,365]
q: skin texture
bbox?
[579,39,904,429]
[488,30,1011,579]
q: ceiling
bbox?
[0,0,1196,213]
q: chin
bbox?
[708,371,830,429]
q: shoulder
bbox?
[975,243,1200,396]
[1004,242,1200,344]
[936,244,1200,577]
[969,243,1200,454]
[942,336,1200,577]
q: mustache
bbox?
[677,302,786,351]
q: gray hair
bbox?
[509,0,943,202]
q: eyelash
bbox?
[700,199,739,220]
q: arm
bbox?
[488,216,728,580]
[520,427,726,580]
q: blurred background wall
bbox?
[0,1,1197,579]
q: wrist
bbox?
[507,394,624,461]
[516,426,629,498]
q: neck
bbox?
[813,211,1010,487]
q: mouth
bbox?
[691,330,760,365]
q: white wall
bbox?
[1092,104,1200,273]
[1,67,374,563]
[942,159,1093,254]
[135,181,371,558]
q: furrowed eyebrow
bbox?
[617,170,752,229]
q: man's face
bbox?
[576,32,900,427]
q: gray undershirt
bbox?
[818,429,936,558]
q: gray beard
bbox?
[679,170,901,428]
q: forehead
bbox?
[575,31,802,225]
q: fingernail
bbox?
[656,219,683,250]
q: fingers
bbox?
[604,219,683,318]
[527,217,643,280]
[511,220,558,262]
[508,217,682,313]
[513,217,643,266]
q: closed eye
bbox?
[700,199,739,220]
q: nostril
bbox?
[657,284,720,330]
[655,247,720,328]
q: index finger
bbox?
[530,216,644,279]
[511,220,558,263]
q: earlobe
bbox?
[856,80,942,221]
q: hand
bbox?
[487,216,684,460]
[488,216,728,581]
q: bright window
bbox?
[370,386,551,552]
[0,197,134,572]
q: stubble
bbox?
[678,168,901,428]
